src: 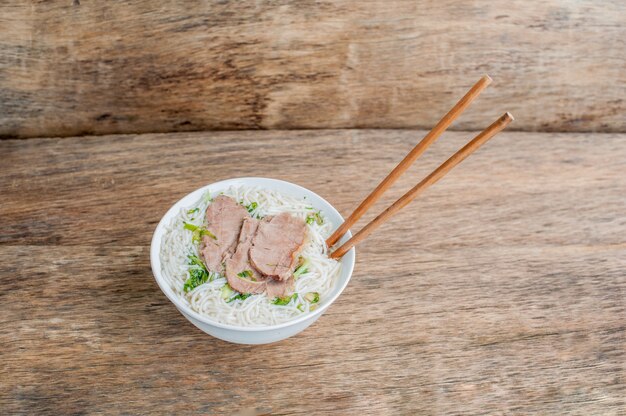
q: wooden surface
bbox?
[1,1,625,139]
[1,129,625,414]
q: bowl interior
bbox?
[150,177,355,332]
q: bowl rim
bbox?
[150,177,356,332]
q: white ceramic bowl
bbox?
[150,177,355,344]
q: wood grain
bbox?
[1,129,625,414]
[331,112,513,258]
[1,1,625,139]
[326,75,492,247]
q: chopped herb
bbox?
[220,283,235,300]
[236,270,257,282]
[187,207,199,215]
[188,254,205,268]
[183,254,210,292]
[184,222,217,243]
[297,303,305,312]
[195,228,217,243]
[245,201,258,214]
[272,293,297,306]
[183,268,209,293]
[306,211,324,225]
[203,192,213,203]
[220,283,252,303]
[201,228,217,239]
[241,201,263,219]
[310,304,318,312]
[227,293,252,303]
[304,292,320,304]
[293,258,310,279]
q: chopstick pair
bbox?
[328,76,513,259]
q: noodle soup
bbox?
[159,185,342,327]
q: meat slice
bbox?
[224,217,267,294]
[265,276,295,299]
[249,212,307,281]
[200,195,249,273]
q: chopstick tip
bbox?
[482,74,493,84]
[504,111,514,122]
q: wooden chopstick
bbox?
[325,75,493,248]
[330,112,514,259]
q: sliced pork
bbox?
[265,276,295,299]
[224,217,267,294]
[200,195,249,273]
[249,212,307,281]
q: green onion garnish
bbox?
[306,211,323,225]
[220,284,235,300]
[183,254,210,293]
[293,258,310,279]
[304,292,320,304]
[272,293,297,306]
[227,293,252,303]
[184,222,217,243]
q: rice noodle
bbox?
[160,186,341,327]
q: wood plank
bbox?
[1,130,625,414]
[1,1,625,138]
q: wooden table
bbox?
[2,1,626,138]
[1,130,625,414]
